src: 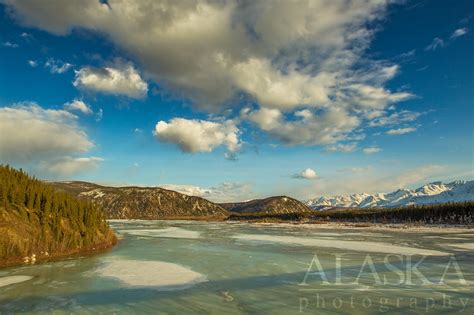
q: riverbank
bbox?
[232,220,474,233]
[0,234,117,269]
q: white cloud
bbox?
[4,0,414,147]
[368,110,421,127]
[362,146,382,154]
[73,62,148,98]
[386,127,417,135]
[160,182,255,203]
[28,60,37,67]
[325,143,357,153]
[95,108,103,122]
[64,99,93,114]
[0,103,101,177]
[0,103,93,162]
[293,168,318,180]
[425,37,444,51]
[154,118,241,155]
[3,41,19,48]
[45,58,73,74]
[243,107,359,146]
[40,156,103,176]
[450,28,468,39]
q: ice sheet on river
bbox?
[117,227,200,239]
[0,276,33,288]
[95,258,207,290]
[232,234,449,256]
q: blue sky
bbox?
[0,0,472,202]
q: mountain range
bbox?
[304,180,474,210]
[51,180,474,218]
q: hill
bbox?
[220,196,313,214]
[0,166,116,267]
[305,181,474,210]
[51,182,229,220]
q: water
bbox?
[0,221,473,314]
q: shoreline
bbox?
[238,221,474,233]
[0,237,117,269]
[107,218,474,232]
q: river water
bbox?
[0,220,473,314]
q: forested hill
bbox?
[51,181,230,219]
[220,196,313,214]
[0,166,116,267]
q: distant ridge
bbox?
[305,180,474,210]
[220,196,313,214]
[51,181,229,220]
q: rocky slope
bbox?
[220,196,313,214]
[305,180,474,210]
[51,182,229,219]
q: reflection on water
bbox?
[0,220,473,314]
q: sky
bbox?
[0,0,473,202]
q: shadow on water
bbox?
[1,266,473,313]
[0,270,309,311]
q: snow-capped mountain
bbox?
[305,180,474,210]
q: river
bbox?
[1,220,473,314]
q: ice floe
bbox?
[423,236,469,240]
[445,243,474,250]
[232,234,449,256]
[118,227,200,239]
[0,275,33,288]
[95,258,206,289]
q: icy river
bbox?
[0,220,473,314]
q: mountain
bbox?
[0,166,116,267]
[51,181,229,219]
[220,196,313,214]
[305,180,474,210]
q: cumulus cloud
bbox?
[425,37,445,51]
[386,127,417,135]
[28,60,37,67]
[293,168,318,180]
[0,103,100,177]
[154,118,241,155]
[73,62,148,98]
[45,58,73,74]
[40,156,103,176]
[63,99,93,114]
[160,181,255,203]
[325,143,357,153]
[4,0,415,147]
[243,107,358,146]
[362,146,382,154]
[0,103,93,162]
[450,28,468,39]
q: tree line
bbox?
[227,201,473,225]
[0,165,115,263]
